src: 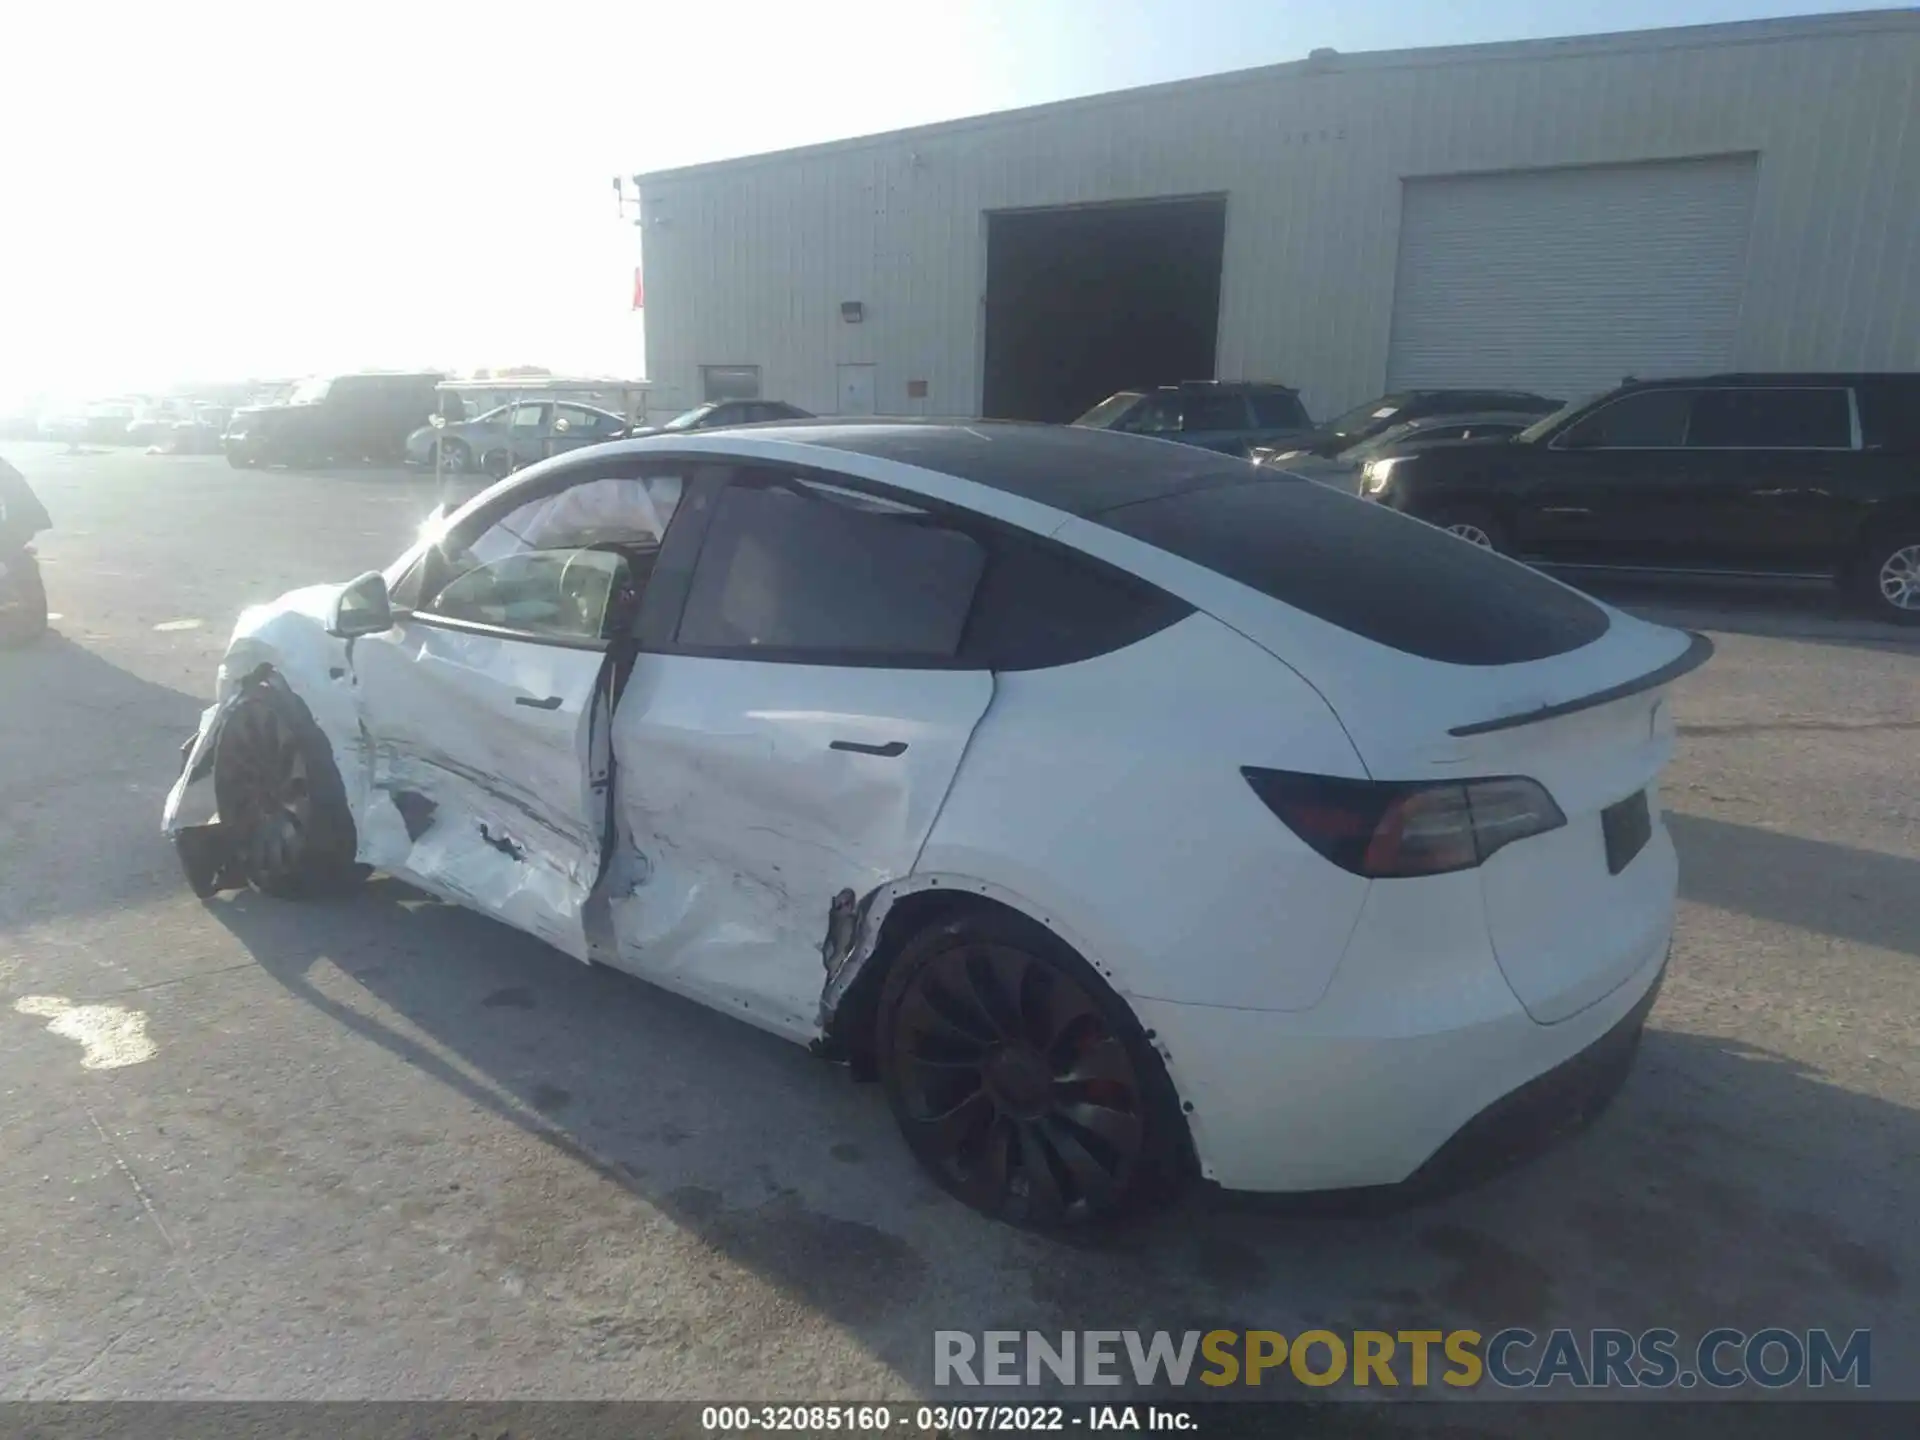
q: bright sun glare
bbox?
[0,0,1032,411]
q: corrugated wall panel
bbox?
[1386,157,1759,397]
[637,13,1920,421]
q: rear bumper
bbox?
[1402,954,1662,1194]
[1133,926,1669,1194]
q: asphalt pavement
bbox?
[1,442,1915,1411]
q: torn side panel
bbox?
[342,618,616,961]
[163,699,242,895]
[161,699,228,837]
[598,653,997,1044]
[815,872,1042,1037]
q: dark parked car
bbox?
[1357,373,1920,623]
[0,455,51,646]
[406,401,631,478]
[1072,382,1313,457]
[1288,389,1562,459]
[225,371,446,469]
[629,400,813,435]
[1253,410,1542,488]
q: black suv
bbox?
[1072,381,1313,456]
[1290,388,1561,458]
[226,371,446,469]
[1358,373,1920,623]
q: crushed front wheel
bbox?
[211,679,364,898]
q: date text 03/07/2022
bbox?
[700,1404,1193,1433]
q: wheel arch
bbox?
[816,873,1199,1164]
[1844,500,1920,618]
[1850,497,1920,553]
[1414,470,1516,525]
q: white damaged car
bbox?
[165,422,1709,1227]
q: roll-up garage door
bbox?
[1386,156,1757,402]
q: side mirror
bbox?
[328,571,393,638]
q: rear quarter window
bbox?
[959,532,1193,671]
[1857,382,1920,453]
[1098,479,1610,666]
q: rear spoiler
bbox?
[1448,632,1715,738]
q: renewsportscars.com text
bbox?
[934,1327,1871,1391]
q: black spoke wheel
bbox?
[210,681,362,898]
[0,552,49,648]
[879,912,1184,1228]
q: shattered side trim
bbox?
[814,871,1203,1135]
[161,693,236,839]
[162,691,245,894]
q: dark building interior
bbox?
[981,197,1228,423]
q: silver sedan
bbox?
[406,401,631,478]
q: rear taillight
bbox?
[1242,768,1565,878]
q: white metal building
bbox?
[633,9,1920,425]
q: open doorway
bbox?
[981,196,1227,423]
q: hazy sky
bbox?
[0,0,1868,403]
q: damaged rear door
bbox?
[349,467,685,959]
[605,470,995,1039]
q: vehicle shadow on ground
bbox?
[0,635,203,933]
[1581,575,1920,654]
[205,879,1918,1398]
[1668,812,1920,959]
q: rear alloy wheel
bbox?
[481,448,514,480]
[1426,507,1506,552]
[211,682,363,898]
[1859,531,1920,625]
[878,912,1182,1228]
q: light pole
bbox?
[612,176,646,423]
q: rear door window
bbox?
[1687,388,1852,449]
[676,477,986,661]
[1558,390,1697,449]
[1098,479,1609,665]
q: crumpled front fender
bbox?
[160,595,372,893]
[162,697,229,834]
[163,692,249,895]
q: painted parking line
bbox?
[153,619,204,632]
